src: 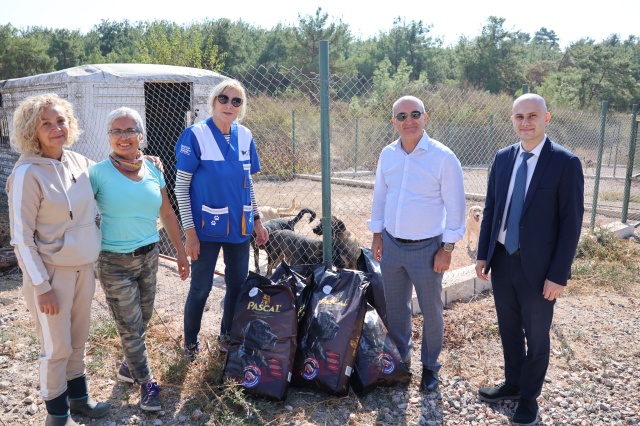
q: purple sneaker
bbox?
[117,360,135,384]
[140,381,161,412]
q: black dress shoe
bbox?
[512,399,539,426]
[420,368,438,392]
[478,381,521,403]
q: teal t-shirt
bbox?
[89,159,165,253]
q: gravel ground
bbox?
[1,232,639,425]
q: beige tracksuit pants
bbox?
[23,263,95,400]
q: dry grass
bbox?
[570,227,640,296]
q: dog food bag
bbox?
[269,262,324,324]
[292,268,370,396]
[351,304,412,395]
[356,247,388,328]
[224,272,298,401]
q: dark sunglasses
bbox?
[395,111,423,122]
[217,94,243,107]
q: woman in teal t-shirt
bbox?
[90,107,189,413]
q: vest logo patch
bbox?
[180,145,191,155]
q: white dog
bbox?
[465,205,484,251]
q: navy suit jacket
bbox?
[477,138,584,287]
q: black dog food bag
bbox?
[356,247,388,327]
[269,262,323,325]
[224,272,298,401]
[292,268,369,396]
[351,303,412,395]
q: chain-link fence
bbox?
[0,64,639,286]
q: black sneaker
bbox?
[183,342,200,361]
[478,381,521,403]
[512,399,539,425]
[117,360,135,384]
[140,381,161,412]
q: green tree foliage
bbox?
[373,18,446,83]
[1,16,638,111]
[455,16,526,94]
[45,28,87,70]
[285,8,354,74]
[136,20,224,70]
[540,37,640,110]
[0,24,56,79]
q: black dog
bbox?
[311,215,347,237]
[312,216,361,270]
[252,208,316,274]
[267,229,346,269]
[301,311,340,361]
[237,319,278,369]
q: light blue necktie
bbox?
[504,152,533,254]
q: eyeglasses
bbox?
[394,111,423,122]
[108,129,141,139]
[217,94,243,108]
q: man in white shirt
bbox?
[367,95,466,392]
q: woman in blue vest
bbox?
[175,79,269,359]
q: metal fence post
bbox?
[621,103,638,223]
[292,110,296,176]
[590,101,608,230]
[354,117,359,173]
[319,40,332,267]
[522,84,529,94]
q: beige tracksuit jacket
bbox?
[6,149,102,399]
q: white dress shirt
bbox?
[497,137,545,244]
[367,131,466,243]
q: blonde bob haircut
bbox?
[207,78,248,122]
[11,93,81,155]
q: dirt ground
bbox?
[1,228,639,425]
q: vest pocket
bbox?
[243,163,251,188]
[241,205,254,236]
[201,206,229,237]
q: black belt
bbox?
[131,242,156,257]
[496,242,520,257]
[393,236,431,244]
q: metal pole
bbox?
[487,114,494,184]
[621,104,638,223]
[319,40,332,267]
[354,117,359,173]
[292,110,296,176]
[590,101,608,230]
[522,84,529,94]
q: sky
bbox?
[2,0,638,49]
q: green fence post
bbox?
[354,117,359,173]
[292,110,296,176]
[522,84,529,94]
[319,40,332,267]
[487,114,494,183]
[621,104,638,223]
[590,101,608,230]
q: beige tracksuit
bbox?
[6,149,101,400]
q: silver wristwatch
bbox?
[441,242,455,252]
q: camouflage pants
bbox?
[97,245,159,383]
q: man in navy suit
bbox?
[475,94,584,426]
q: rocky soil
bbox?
[1,231,639,425]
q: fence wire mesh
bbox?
[0,64,638,292]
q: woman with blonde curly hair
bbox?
[6,93,109,426]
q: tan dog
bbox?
[465,205,483,251]
[258,198,296,222]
